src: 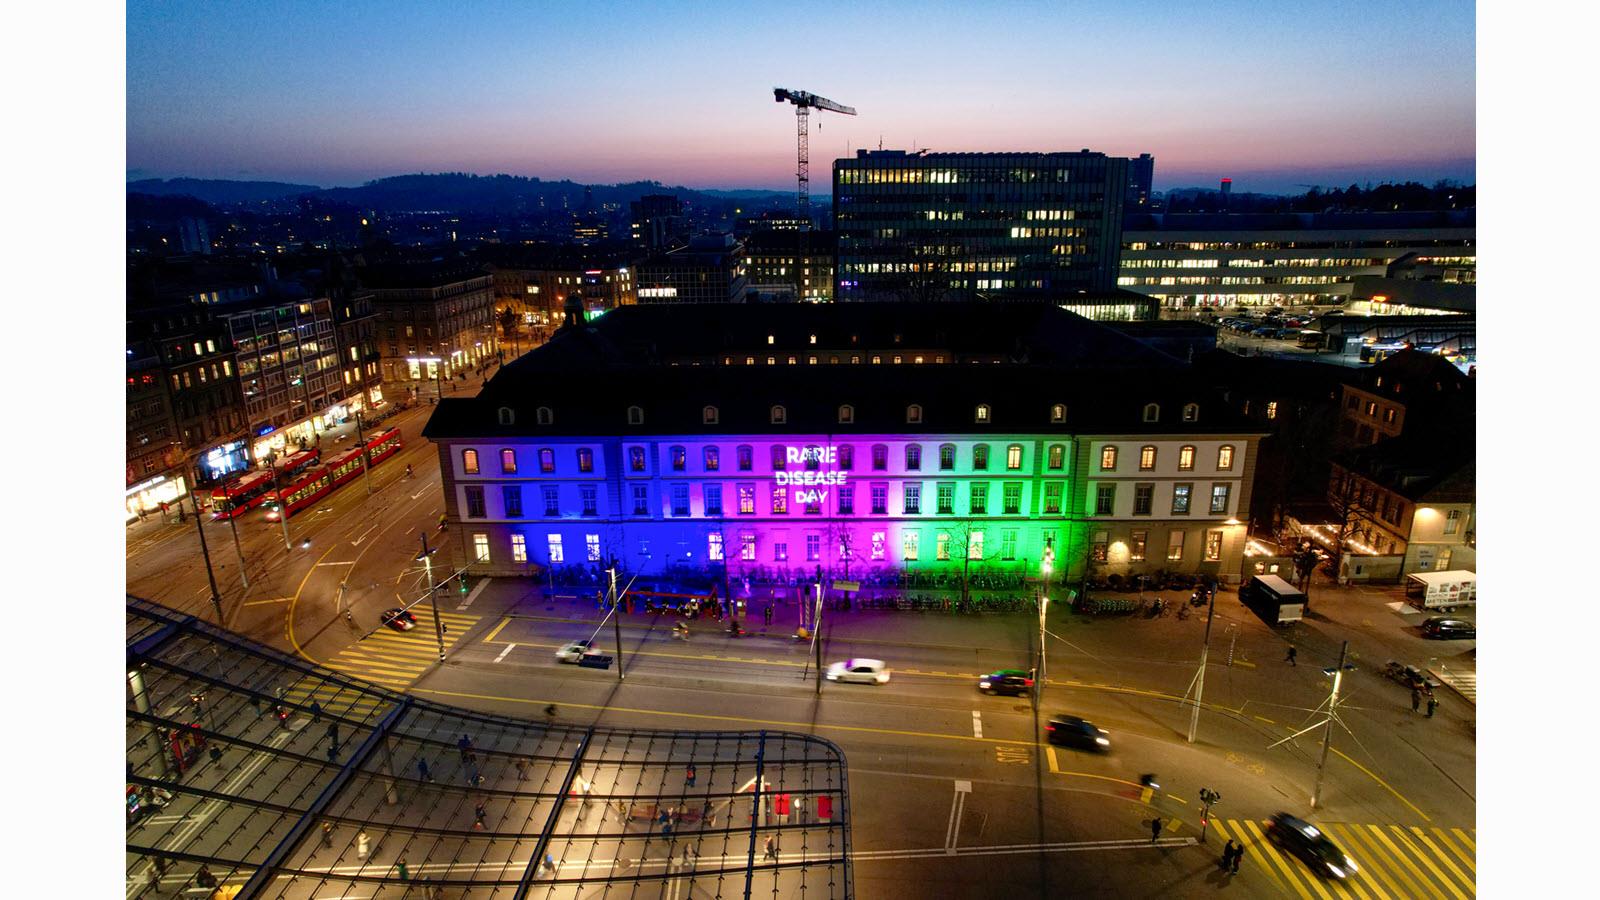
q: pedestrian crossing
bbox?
[1429,667,1476,704]
[1213,818,1475,900]
[278,608,479,722]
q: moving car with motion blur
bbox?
[825,658,891,684]
[1045,714,1110,751]
[380,608,417,632]
[1266,813,1358,880]
[555,640,600,664]
[977,669,1034,696]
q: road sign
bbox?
[833,580,861,592]
[577,654,614,669]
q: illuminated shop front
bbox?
[125,474,187,522]
[199,440,249,481]
[249,389,384,462]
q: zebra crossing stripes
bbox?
[323,608,479,688]
[1213,818,1475,900]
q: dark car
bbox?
[1045,714,1110,751]
[1381,661,1442,691]
[381,608,417,632]
[978,669,1034,696]
[1266,813,1358,880]
[1421,617,1476,640]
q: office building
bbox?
[362,261,499,389]
[743,231,835,302]
[630,194,689,251]
[1126,154,1154,211]
[636,233,748,304]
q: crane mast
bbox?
[773,88,857,226]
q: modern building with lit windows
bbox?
[423,304,1262,589]
[833,150,1130,304]
[636,233,748,304]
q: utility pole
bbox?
[268,454,292,552]
[1039,549,1054,686]
[211,467,249,591]
[814,566,824,695]
[187,475,225,625]
[1312,641,1351,809]
[417,534,446,662]
[609,562,625,682]
[353,409,373,495]
[1187,587,1219,743]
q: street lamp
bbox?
[1038,549,1054,686]
[416,534,446,662]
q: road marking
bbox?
[457,576,490,610]
[944,780,971,854]
[351,522,379,546]
[995,746,1029,765]
[316,560,357,567]
[241,597,293,606]
[481,617,512,643]
[971,711,983,738]
[1046,746,1060,773]
[494,643,516,663]
[851,836,1195,861]
[1331,747,1431,823]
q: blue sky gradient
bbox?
[127,0,1476,194]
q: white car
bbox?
[555,640,599,664]
[826,658,891,684]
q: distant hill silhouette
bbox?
[127,177,321,205]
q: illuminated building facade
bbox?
[636,233,748,304]
[362,261,499,386]
[744,231,835,302]
[833,150,1129,303]
[424,305,1261,586]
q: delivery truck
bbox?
[1404,570,1475,611]
[1240,574,1306,626]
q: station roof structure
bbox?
[126,597,853,898]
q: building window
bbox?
[1003,483,1022,514]
[1172,483,1192,515]
[704,405,719,424]
[903,484,921,514]
[1044,482,1062,514]
[581,533,599,562]
[872,444,888,470]
[708,533,724,561]
[704,446,720,471]
[804,495,821,515]
[547,533,564,563]
[1384,408,1397,425]
[975,404,991,423]
[577,448,594,473]
[671,445,687,471]
[767,445,786,471]
[1178,446,1195,471]
[1000,529,1018,560]
[936,531,951,561]
[771,405,787,424]
[1095,484,1115,516]
[806,534,821,561]
[936,483,956,514]
[1091,530,1108,563]
[465,486,486,518]
[938,444,955,471]
[1133,484,1154,516]
[774,541,787,562]
[1445,509,1461,534]
[906,404,923,424]
[741,534,757,561]
[1210,484,1232,514]
[839,445,854,469]
[1266,402,1278,420]
[967,530,985,560]
[771,487,788,514]
[1143,403,1160,423]
[671,485,690,517]
[627,405,644,425]
[1167,531,1185,561]
[1048,445,1065,470]
[972,444,990,470]
[540,448,555,473]
[738,484,755,514]
[1366,401,1378,416]
[1139,446,1157,470]
[498,407,515,426]
[1130,530,1147,561]
[495,448,515,474]
[630,446,647,472]
[503,485,523,518]
[1006,444,1022,470]
[1183,403,1199,422]
[543,486,560,517]
[472,533,489,563]
[838,485,854,515]
[1347,394,1360,410]
[803,446,822,471]
[907,444,923,470]
[537,406,553,425]
[704,484,723,516]
[1206,530,1223,561]
[738,445,753,470]
[1100,445,1118,470]
[969,483,988,515]
[903,530,920,561]
[838,404,854,424]
[462,449,480,475]
[632,484,650,516]
[1050,404,1066,423]
[511,534,527,563]
[870,483,888,514]
[581,485,598,516]
[1217,445,1235,470]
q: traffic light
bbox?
[458,575,469,594]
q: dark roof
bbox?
[357,260,490,290]
[474,242,640,271]
[1338,427,1475,503]
[1191,350,1359,401]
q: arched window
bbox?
[906,403,923,424]
[670,445,686,472]
[906,444,923,471]
[1142,403,1159,423]
[500,449,517,474]
[972,444,990,470]
[497,407,515,425]
[771,445,787,470]
[737,445,753,470]
[871,444,888,471]
[703,405,719,424]
[1047,444,1065,470]
[1182,403,1199,422]
[938,443,956,471]
[462,449,480,475]
[627,405,644,425]
[804,445,822,471]
[1050,403,1066,423]
[838,404,855,424]
[975,404,991,423]
[1178,445,1195,471]
[536,406,553,425]
[838,445,854,470]
[770,405,786,424]
[1217,445,1235,470]
[629,446,647,472]
[1100,445,1118,471]
[703,446,720,471]
[1139,445,1157,470]
[1006,444,1023,470]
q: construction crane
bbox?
[773,88,857,223]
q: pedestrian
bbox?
[137,506,148,522]
[474,800,487,830]
[466,763,480,786]
[1411,688,1422,713]
[321,821,334,849]
[356,830,369,859]
[208,744,223,764]
[458,733,473,761]
[310,701,322,722]
[1219,839,1236,871]
[396,856,409,881]
[326,744,339,763]
[541,853,557,875]
[250,694,263,718]
[417,758,433,782]
[763,834,779,861]
[685,764,697,788]
[275,704,290,728]
[1150,818,1163,843]
[1426,693,1439,718]
[196,865,218,889]
[1230,844,1243,874]
[1285,646,1297,666]
[763,605,773,627]
[515,758,528,781]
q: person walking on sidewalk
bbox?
[515,758,528,781]
[321,821,334,850]
[474,800,488,830]
[395,856,409,881]
[685,764,696,788]
[1229,843,1243,874]
[763,834,779,861]
[417,758,433,782]
[1150,818,1163,843]
[1285,646,1297,667]
[356,830,370,860]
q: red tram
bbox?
[209,448,321,519]
[263,428,403,520]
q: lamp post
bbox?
[352,408,373,495]
[416,534,446,663]
[1312,642,1356,809]
[213,467,248,590]
[1186,586,1219,743]
[265,450,293,552]
[186,467,225,625]
[1038,549,1054,686]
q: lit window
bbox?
[737,445,753,470]
[1172,483,1192,515]
[577,448,593,472]
[1266,402,1278,420]
[1183,403,1199,422]
[501,449,517,474]
[1139,446,1157,470]
[772,487,788,514]
[1129,530,1146,561]
[1206,530,1223,561]
[967,530,985,560]
[511,534,527,563]
[1210,484,1232,514]
[903,531,920,561]
[906,404,922,423]
[1178,446,1195,471]
[907,444,923,470]
[708,533,724,561]
[630,446,646,472]
[462,449,480,474]
[671,446,686,471]
[704,446,719,471]
[1100,445,1118,470]
[741,534,757,561]
[936,531,950,561]
[547,534,564,563]
[473,533,490,562]
[1006,444,1022,470]
[972,444,989,470]
[1167,531,1185,561]
[1217,445,1235,470]
[975,404,991,423]
[1050,404,1066,423]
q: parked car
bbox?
[1421,617,1476,640]
[555,640,599,663]
[1381,661,1441,691]
[380,608,417,632]
[1045,714,1110,751]
[978,669,1034,696]
[1265,813,1358,880]
[826,658,891,684]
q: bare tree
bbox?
[1326,465,1380,581]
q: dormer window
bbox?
[975,404,991,423]
[703,405,719,425]
[1050,404,1066,423]
[536,406,553,425]
[838,404,855,424]
[627,405,644,425]
[809,334,817,345]
[1182,403,1199,422]
[767,334,775,345]
[906,404,923,424]
[497,407,515,425]
[770,405,787,424]
[1142,403,1159,423]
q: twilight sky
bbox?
[127,0,1475,194]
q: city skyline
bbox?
[127,0,1476,195]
